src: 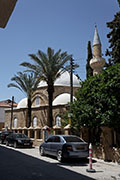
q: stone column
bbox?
[53,125,61,135]
[17,127,22,133]
[34,126,41,140]
[42,125,50,141]
[64,124,71,135]
[22,127,28,136]
[28,126,34,138]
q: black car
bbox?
[0,130,13,144]
[39,135,88,162]
[6,133,33,148]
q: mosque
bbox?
[5,71,80,130]
[4,25,105,143]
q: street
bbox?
[0,144,120,180]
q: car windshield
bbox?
[63,136,83,142]
[15,134,27,138]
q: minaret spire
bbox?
[93,24,101,46]
[90,25,105,75]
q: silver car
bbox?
[39,135,88,162]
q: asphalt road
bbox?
[0,145,94,180]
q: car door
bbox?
[7,134,13,145]
[50,136,62,156]
[44,136,54,155]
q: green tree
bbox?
[8,72,40,127]
[106,2,120,65]
[86,41,93,79]
[71,64,120,130]
[20,47,72,128]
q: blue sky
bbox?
[0,0,119,103]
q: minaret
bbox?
[90,25,105,75]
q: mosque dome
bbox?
[38,71,80,88]
[53,93,76,106]
[17,98,27,109]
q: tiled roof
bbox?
[0,99,17,108]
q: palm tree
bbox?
[8,72,40,127]
[20,47,72,128]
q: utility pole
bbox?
[70,57,73,104]
[10,96,14,130]
[68,58,74,126]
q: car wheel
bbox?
[0,139,3,144]
[57,150,63,162]
[40,147,45,156]
[29,144,32,148]
[6,141,9,146]
[14,142,17,148]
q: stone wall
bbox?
[0,123,4,131]
[5,105,66,129]
[80,126,120,163]
[5,85,79,129]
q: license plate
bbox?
[24,143,29,145]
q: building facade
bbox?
[0,99,17,130]
[5,71,80,131]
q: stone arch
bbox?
[32,92,48,106]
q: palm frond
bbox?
[7,83,22,91]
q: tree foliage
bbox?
[21,47,72,127]
[86,41,93,79]
[118,0,120,6]
[8,72,40,127]
[106,3,120,65]
[71,64,120,130]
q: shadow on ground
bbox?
[0,145,95,180]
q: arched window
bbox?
[14,118,18,128]
[35,96,40,106]
[33,116,37,128]
[56,116,61,127]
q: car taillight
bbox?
[66,145,73,151]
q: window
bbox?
[56,116,61,126]
[33,116,37,128]
[47,136,61,143]
[35,96,40,106]
[47,136,54,142]
[13,118,18,128]
[54,136,61,142]
[63,136,83,142]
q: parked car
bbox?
[39,135,89,162]
[0,130,13,144]
[6,133,33,148]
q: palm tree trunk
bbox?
[47,85,54,128]
[27,98,32,127]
